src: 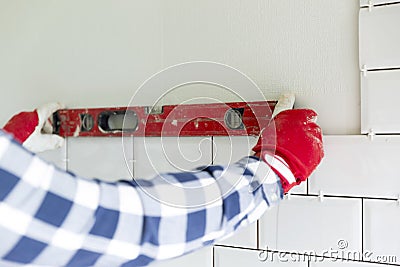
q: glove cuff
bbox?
[3,111,39,144]
[256,151,297,193]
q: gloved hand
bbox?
[252,109,324,193]
[3,103,65,153]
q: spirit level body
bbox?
[52,101,277,137]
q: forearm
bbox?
[133,156,283,261]
[0,130,282,266]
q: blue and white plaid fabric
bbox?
[0,130,283,266]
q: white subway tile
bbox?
[361,69,400,134]
[212,136,258,165]
[36,142,67,170]
[215,221,257,249]
[310,135,400,198]
[363,199,400,264]
[152,246,212,267]
[259,196,361,256]
[133,137,212,179]
[214,246,307,267]
[67,137,134,182]
[360,4,400,69]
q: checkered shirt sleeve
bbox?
[0,130,283,266]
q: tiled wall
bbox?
[37,134,400,266]
[359,2,400,134]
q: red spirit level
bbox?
[52,95,295,137]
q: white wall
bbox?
[0,0,360,134]
[0,0,163,123]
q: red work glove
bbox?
[3,103,65,153]
[252,109,324,193]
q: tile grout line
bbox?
[214,244,259,251]
[360,1,400,9]
[211,136,214,165]
[65,137,69,171]
[361,198,364,261]
[256,220,260,250]
[289,192,398,202]
[210,137,216,267]
[212,245,215,267]
[132,136,135,180]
